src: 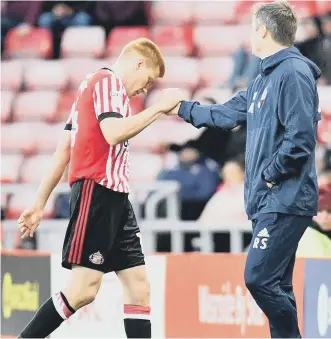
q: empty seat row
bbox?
[1,89,145,123]
[1,56,235,93]
[3,84,330,124]
[150,1,324,25]
[4,24,271,60]
[1,151,165,188]
[1,117,202,154]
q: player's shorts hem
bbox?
[61,260,107,273]
[113,259,146,273]
[61,258,145,274]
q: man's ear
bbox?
[261,25,268,39]
[136,58,145,70]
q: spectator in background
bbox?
[295,16,327,82]
[1,0,42,55]
[38,1,94,58]
[297,183,331,257]
[321,12,331,84]
[94,1,149,35]
[168,97,246,167]
[157,142,220,220]
[228,43,260,92]
[199,155,247,225]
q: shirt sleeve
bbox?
[92,73,124,123]
[262,71,320,184]
[178,90,247,130]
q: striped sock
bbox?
[123,304,151,338]
[19,292,75,338]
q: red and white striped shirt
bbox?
[65,68,131,193]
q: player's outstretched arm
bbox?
[168,90,248,130]
[100,88,188,146]
[18,130,71,238]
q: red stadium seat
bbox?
[151,1,194,24]
[318,86,331,116]
[64,58,106,89]
[107,27,151,57]
[36,123,64,153]
[7,190,56,219]
[61,26,106,58]
[5,27,52,59]
[1,91,15,123]
[317,116,331,145]
[199,57,234,87]
[158,57,199,89]
[130,153,163,184]
[152,26,193,56]
[193,88,233,104]
[316,0,331,15]
[1,60,24,91]
[130,95,145,115]
[288,1,317,18]
[20,155,66,183]
[194,25,250,56]
[131,119,202,152]
[24,60,68,91]
[57,90,76,121]
[1,122,45,154]
[1,154,24,183]
[13,91,60,122]
[192,1,237,24]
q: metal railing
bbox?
[2,219,252,253]
[1,181,180,221]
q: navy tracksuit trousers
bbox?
[244,213,311,338]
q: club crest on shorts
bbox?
[89,251,104,265]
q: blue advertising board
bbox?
[304,259,331,338]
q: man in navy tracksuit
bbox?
[168,2,321,338]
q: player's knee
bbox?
[244,271,262,294]
[64,270,102,310]
[126,275,150,306]
[64,283,99,309]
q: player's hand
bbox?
[155,88,189,113]
[165,103,181,116]
[266,182,273,189]
[18,206,43,239]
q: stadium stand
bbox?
[13,90,60,122]
[6,190,56,219]
[152,26,194,56]
[199,56,234,86]
[1,0,331,251]
[5,27,52,59]
[1,90,14,123]
[107,26,151,57]
[24,60,68,91]
[61,26,106,58]
[1,154,24,183]
[1,60,24,91]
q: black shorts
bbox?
[62,179,145,273]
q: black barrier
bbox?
[1,251,51,337]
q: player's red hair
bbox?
[121,38,165,78]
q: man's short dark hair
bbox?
[254,1,297,46]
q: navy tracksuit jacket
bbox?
[178,47,322,338]
[179,47,321,220]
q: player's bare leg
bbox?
[18,266,103,338]
[117,265,151,338]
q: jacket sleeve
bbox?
[262,71,318,184]
[178,90,247,130]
